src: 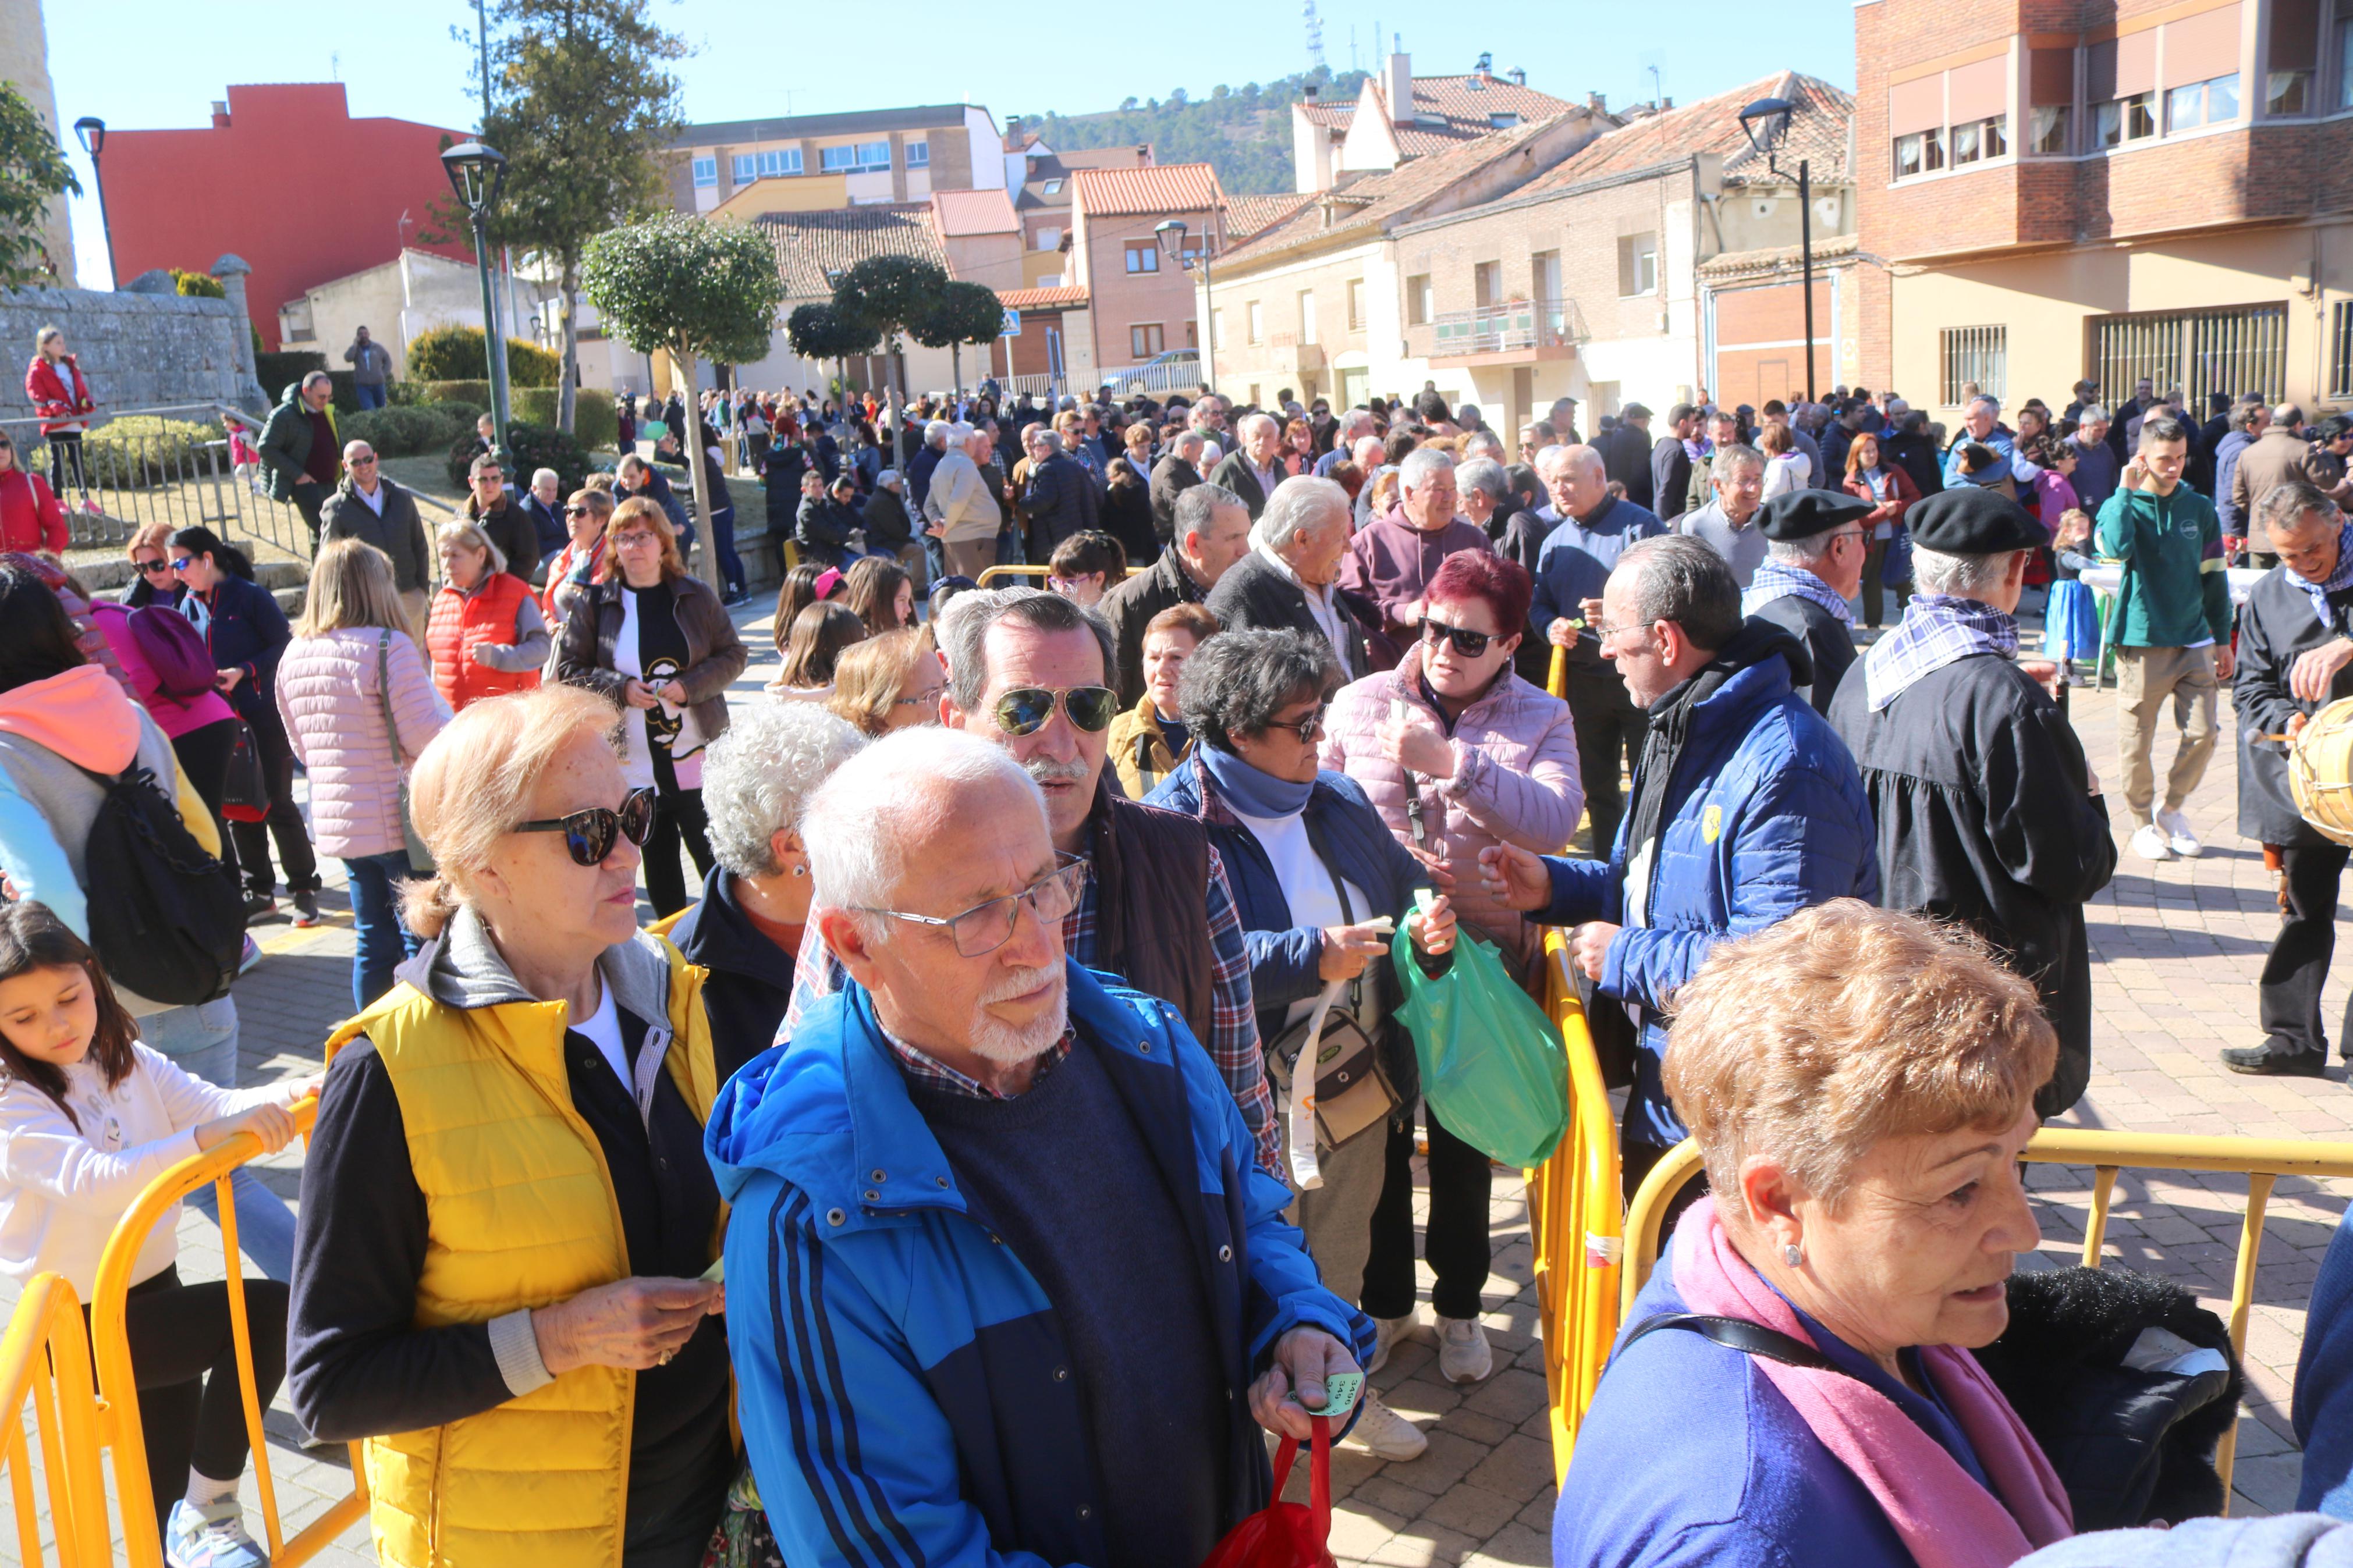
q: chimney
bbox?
[211,99,230,129]
[1506,66,1525,87]
[1387,50,1413,127]
[1136,144,1150,165]
[1587,91,1607,115]
[1304,84,1318,100]
[1475,52,1493,86]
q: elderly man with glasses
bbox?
[257,368,342,552]
[321,439,434,632]
[1741,490,1873,714]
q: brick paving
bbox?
[9,609,2353,1563]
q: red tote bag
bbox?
[1200,1417,1335,1568]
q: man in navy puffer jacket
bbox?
[1481,534,1878,1197]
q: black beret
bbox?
[1758,489,1875,542]
[1904,486,2048,554]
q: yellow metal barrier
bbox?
[0,1274,109,1566]
[1525,930,1623,1487]
[1617,1129,2353,1505]
[80,1097,369,1567]
[974,563,1144,588]
[1547,643,1567,700]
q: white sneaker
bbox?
[2156,808,2203,859]
[1435,1315,1493,1384]
[2131,822,2177,862]
[1366,1313,1414,1375]
[165,1499,269,1568]
[1340,1388,1427,1461]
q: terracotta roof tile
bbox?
[1059,144,1156,170]
[1070,162,1224,218]
[1518,72,1851,195]
[999,283,1089,310]
[932,188,1019,237]
[1226,193,1315,241]
[753,204,950,299]
[1313,75,1577,159]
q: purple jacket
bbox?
[1336,507,1496,657]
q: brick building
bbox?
[1069,163,1230,373]
[1000,129,1156,290]
[1855,0,2353,417]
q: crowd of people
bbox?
[10,349,2353,1568]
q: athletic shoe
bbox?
[1366,1313,1414,1375]
[79,498,103,517]
[2156,808,2203,859]
[165,1499,269,1568]
[1435,1315,1494,1384]
[242,894,277,923]
[1340,1389,1426,1462]
[236,934,264,976]
[290,890,321,928]
[2220,1041,2330,1076]
[2130,823,2176,862]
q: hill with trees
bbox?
[1009,67,1371,195]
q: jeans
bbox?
[231,721,320,901]
[707,504,744,596]
[140,997,298,1284]
[343,851,423,1011]
[353,381,388,410]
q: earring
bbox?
[790,865,808,879]
[1783,1244,1802,1268]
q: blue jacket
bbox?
[706,961,1371,1568]
[2297,1204,2353,1516]
[184,573,291,741]
[1528,496,1667,645]
[1537,624,1879,1146]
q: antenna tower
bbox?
[1303,0,1326,70]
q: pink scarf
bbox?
[1668,1197,2073,1568]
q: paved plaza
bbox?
[6,610,2353,1564]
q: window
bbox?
[1042,179,1064,195]
[1131,323,1165,358]
[2030,106,2072,153]
[732,154,755,185]
[1247,300,1264,343]
[1473,261,1502,308]
[2269,0,2319,113]
[1346,278,1365,330]
[821,144,856,172]
[1298,290,1316,345]
[2029,46,2074,154]
[2089,33,2160,147]
[1406,274,1432,326]
[907,140,929,168]
[2333,300,2353,399]
[2340,4,2353,109]
[734,148,803,183]
[691,155,717,188]
[1940,325,2008,406]
[2091,303,2287,410]
[858,141,891,169]
[821,142,891,173]
[1488,111,1521,129]
[1893,129,1946,178]
[1617,233,1658,297]
[1951,114,2007,165]
[1185,319,1198,347]
[2168,73,2241,130]
[2095,94,2157,145]
[1124,241,1160,273]
[1036,225,1062,251]
[1211,308,1224,349]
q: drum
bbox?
[2290,697,2353,845]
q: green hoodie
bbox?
[2094,483,2230,648]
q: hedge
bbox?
[512,386,618,453]
[446,421,589,496]
[84,416,221,490]
[254,352,361,413]
[338,403,483,459]
[417,379,494,409]
[406,324,561,387]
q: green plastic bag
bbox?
[1390,927,1568,1167]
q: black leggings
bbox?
[230,721,320,899]
[1361,1109,1494,1322]
[171,717,242,887]
[47,431,88,496]
[86,1265,289,1536]
[643,785,712,918]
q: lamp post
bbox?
[1736,95,1815,404]
[440,141,513,465]
[1156,217,1219,396]
[73,118,114,289]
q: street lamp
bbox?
[1156,217,1219,396]
[1737,95,1816,404]
[73,117,115,289]
[440,141,513,464]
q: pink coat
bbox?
[275,627,449,859]
[1319,643,1584,966]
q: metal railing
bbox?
[1431,296,1587,358]
[1096,360,1207,397]
[0,1275,108,1565]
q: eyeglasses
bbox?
[857,854,1090,958]
[476,471,504,485]
[993,684,1119,737]
[136,558,172,575]
[613,529,661,548]
[1826,528,1867,549]
[1421,616,1495,657]
[168,557,196,574]
[1261,702,1330,742]
[515,787,656,866]
[565,504,594,517]
[350,454,378,467]
[1592,618,1658,647]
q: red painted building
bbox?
[95,83,470,350]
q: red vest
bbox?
[427,573,542,711]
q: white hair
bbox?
[1456,457,1507,502]
[702,702,866,879]
[1173,429,1207,459]
[925,419,953,447]
[1912,545,2017,598]
[1967,395,2002,419]
[1768,534,1836,567]
[1338,408,1377,442]
[1399,445,1455,489]
[1536,442,1602,480]
[2077,404,2109,424]
[1240,411,1279,442]
[1252,474,1351,551]
[803,727,1048,935]
[946,421,975,442]
[532,467,560,489]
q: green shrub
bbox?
[418,379,494,409]
[171,269,224,299]
[339,404,469,458]
[445,421,588,496]
[512,386,619,453]
[420,403,485,446]
[387,381,427,406]
[406,325,561,387]
[255,350,326,404]
[84,416,221,490]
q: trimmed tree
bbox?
[0,83,80,288]
[785,301,878,408]
[831,255,952,474]
[910,280,1008,401]
[582,213,785,593]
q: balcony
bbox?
[1427,296,1587,365]
[1236,332,1325,375]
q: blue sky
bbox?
[47,0,1860,289]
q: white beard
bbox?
[968,962,1069,1065]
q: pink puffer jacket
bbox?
[275,627,449,859]
[1319,644,1584,968]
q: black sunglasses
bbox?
[1262,701,1330,742]
[564,504,592,517]
[516,787,656,866]
[137,559,172,574]
[1422,616,1495,657]
[993,685,1119,737]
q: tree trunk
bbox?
[674,344,728,599]
[951,341,963,400]
[558,251,581,436]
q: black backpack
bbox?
[79,763,244,1006]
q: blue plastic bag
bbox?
[1390,928,1568,1167]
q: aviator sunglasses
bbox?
[994,685,1119,737]
[516,785,657,866]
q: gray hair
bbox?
[1337,408,1378,442]
[925,419,953,447]
[1252,474,1351,552]
[702,702,866,877]
[946,421,975,443]
[1399,445,1455,490]
[1617,535,1741,651]
[1911,545,2017,599]
[1173,429,1208,460]
[1239,411,1279,443]
[942,586,1115,717]
[2075,403,2109,425]
[1535,442,1601,481]
[1176,628,1338,753]
[1461,432,1506,463]
[2274,403,2306,429]
[1768,533,1837,567]
[435,518,508,578]
[1175,481,1245,543]
[1456,457,1507,503]
[303,369,334,393]
[532,467,560,489]
[803,727,1047,937]
[1712,442,1764,477]
[2256,479,2338,539]
[1965,394,2001,420]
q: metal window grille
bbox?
[1940,326,2007,406]
[2089,303,2288,408]
[2334,301,2353,399]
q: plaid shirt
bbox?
[883,1025,1073,1099]
[780,847,1280,1174]
[1861,593,2020,711]
[1742,557,1854,625]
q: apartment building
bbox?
[1291,50,1577,191]
[1855,0,2353,415]
[1069,163,1229,372]
[1002,126,1158,289]
[666,104,1003,214]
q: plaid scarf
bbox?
[2285,518,2353,628]
[1742,558,1854,625]
[1863,593,2020,712]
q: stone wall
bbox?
[0,285,257,424]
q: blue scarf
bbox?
[1862,593,2020,712]
[1199,742,1315,819]
[1742,558,1854,625]
[2284,519,2353,628]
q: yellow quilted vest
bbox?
[324,936,719,1568]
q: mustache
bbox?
[982,962,1062,1005]
[1023,757,1091,785]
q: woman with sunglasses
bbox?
[427,519,550,713]
[1318,550,1581,1392]
[0,424,66,554]
[1147,626,1457,1466]
[288,683,734,1568]
[553,497,748,918]
[123,521,179,608]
